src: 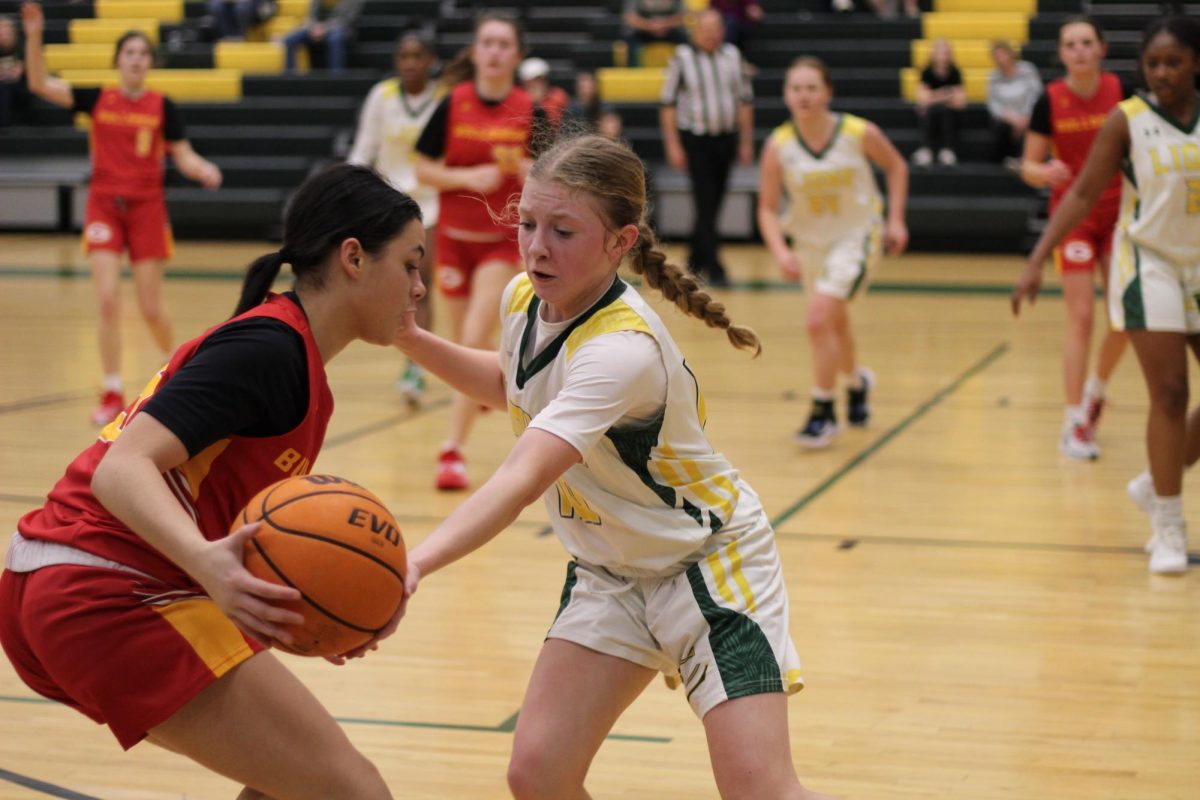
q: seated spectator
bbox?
[207,0,264,41]
[912,38,965,166]
[835,0,918,16]
[0,14,29,128]
[986,41,1041,163]
[622,0,687,67]
[564,70,601,128]
[518,57,570,131]
[282,0,362,73]
[710,0,762,55]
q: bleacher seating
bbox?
[0,0,1183,249]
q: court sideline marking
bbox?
[0,767,100,800]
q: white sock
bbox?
[102,374,123,393]
[1064,404,1086,426]
[1084,375,1106,398]
[843,370,864,391]
[1152,494,1184,527]
[811,387,835,402]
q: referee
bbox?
[659,9,754,288]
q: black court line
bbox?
[771,341,1010,529]
[0,389,93,416]
[0,768,101,800]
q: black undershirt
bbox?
[141,293,309,457]
[72,87,187,141]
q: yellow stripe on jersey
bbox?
[506,274,536,315]
[770,121,794,149]
[842,114,867,142]
[155,597,254,678]
[177,439,232,500]
[1119,95,1151,122]
[380,77,399,100]
[655,442,739,522]
[785,668,805,694]
[564,300,653,360]
[726,539,757,613]
[508,401,532,436]
[705,549,738,606]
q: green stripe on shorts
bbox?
[685,563,782,699]
[553,561,579,623]
[1122,242,1146,330]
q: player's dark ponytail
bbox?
[232,164,422,317]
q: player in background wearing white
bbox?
[1016,16,1200,573]
[758,57,908,448]
[348,29,441,405]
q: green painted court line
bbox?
[0,768,100,800]
[771,530,1198,560]
[0,696,669,743]
[771,342,1010,529]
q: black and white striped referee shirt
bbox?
[660,42,753,136]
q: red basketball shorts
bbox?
[0,565,262,749]
[1054,198,1119,276]
[83,191,174,263]
[435,229,522,299]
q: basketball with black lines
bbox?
[235,474,407,657]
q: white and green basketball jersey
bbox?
[1117,94,1200,265]
[500,274,765,577]
[771,114,883,246]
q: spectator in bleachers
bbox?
[659,9,754,288]
[519,57,570,132]
[564,70,601,127]
[911,38,964,166]
[622,0,688,67]
[598,108,623,140]
[0,14,30,129]
[347,28,442,405]
[282,0,362,73]
[986,41,1041,163]
[207,0,261,41]
[710,0,763,56]
[833,0,919,17]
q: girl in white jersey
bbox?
[382,134,837,799]
[348,30,442,404]
[758,57,909,448]
[1018,16,1200,574]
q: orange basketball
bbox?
[234,474,407,657]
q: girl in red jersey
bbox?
[414,12,539,491]
[0,165,425,798]
[1012,16,1129,460]
[21,2,222,427]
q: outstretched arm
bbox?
[21,2,73,108]
[168,140,223,189]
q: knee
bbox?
[507,748,575,800]
[96,292,120,322]
[806,308,832,338]
[1148,379,1190,419]
[139,298,167,327]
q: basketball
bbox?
[234,474,407,657]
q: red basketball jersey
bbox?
[87,87,171,198]
[439,82,535,233]
[18,294,334,586]
[1045,73,1124,210]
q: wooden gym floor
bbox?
[0,234,1196,799]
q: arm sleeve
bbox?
[660,50,683,106]
[948,65,963,86]
[918,65,934,89]
[986,71,1003,119]
[140,318,309,457]
[527,332,667,456]
[1028,91,1051,135]
[71,87,101,115]
[415,96,450,159]
[162,97,186,142]
[347,83,384,166]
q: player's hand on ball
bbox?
[194,521,304,647]
[325,561,420,665]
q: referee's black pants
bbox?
[681,130,737,285]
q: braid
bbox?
[631,224,761,357]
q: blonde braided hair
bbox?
[529,134,761,356]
